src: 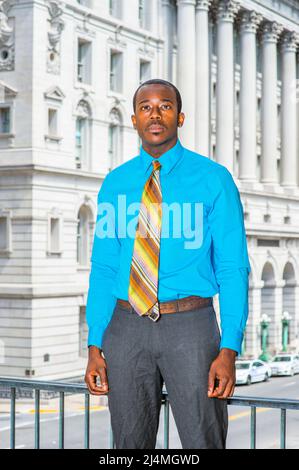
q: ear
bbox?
[131,115,137,129]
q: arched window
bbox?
[75,100,92,170]
[108,108,122,171]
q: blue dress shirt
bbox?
[86,137,251,356]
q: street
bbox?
[0,374,299,449]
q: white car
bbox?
[269,354,299,376]
[235,360,272,385]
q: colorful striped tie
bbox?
[128,160,162,321]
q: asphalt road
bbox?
[0,373,298,449]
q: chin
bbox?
[145,132,170,145]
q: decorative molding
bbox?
[196,0,212,12]
[44,85,65,102]
[214,0,240,23]
[109,107,121,125]
[0,0,14,71]
[107,24,127,49]
[137,35,155,58]
[0,78,17,101]
[280,30,299,53]
[237,9,263,34]
[259,20,284,44]
[46,1,65,75]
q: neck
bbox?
[142,136,178,158]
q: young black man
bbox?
[84,78,251,449]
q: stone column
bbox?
[176,0,196,148]
[215,0,240,172]
[195,0,212,156]
[280,31,299,187]
[273,281,285,354]
[238,10,263,181]
[246,283,263,358]
[162,0,174,80]
[260,21,283,184]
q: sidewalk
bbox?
[0,393,108,415]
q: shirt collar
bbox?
[139,137,184,176]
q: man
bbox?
[84,78,251,449]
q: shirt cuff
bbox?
[220,327,244,356]
[87,325,105,350]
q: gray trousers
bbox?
[101,300,228,449]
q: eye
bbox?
[141,105,150,110]
[162,104,171,109]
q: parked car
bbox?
[235,360,272,385]
[269,354,299,376]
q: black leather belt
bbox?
[117,295,213,315]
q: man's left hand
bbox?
[207,348,237,399]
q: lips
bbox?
[148,125,165,132]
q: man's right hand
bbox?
[84,346,109,395]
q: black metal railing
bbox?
[0,378,298,449]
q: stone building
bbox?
[0,0,298,380]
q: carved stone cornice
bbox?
[237,9,263,34]
[214,0,241,23]
[196,0,212,12]
[259,20,284,44]
[280,30,299,53]
[0,0,14,71]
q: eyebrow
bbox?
[138,98,173,106]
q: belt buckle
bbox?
[147,303,160,322]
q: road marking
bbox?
[0,408,107,433]
[229,408,270,421]
[28,409,58,414]
[4,444,26,449]
[78,405,106,411]
[282,382,296,387]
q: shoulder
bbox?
[182,146,236,189]
[97,154,140,198]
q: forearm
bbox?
[86,260,118,350]
[216,267,249,356]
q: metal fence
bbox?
[0,377,298,449]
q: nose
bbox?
[150,106,162,120]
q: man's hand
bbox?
[207,348,237,399]
[85,346,109,395]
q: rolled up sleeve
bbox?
[208,167,251,356]
[86,175,120,349]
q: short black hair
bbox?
[132,78,182,115]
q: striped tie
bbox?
[128,160,162,321]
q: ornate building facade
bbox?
[0,0,298,379]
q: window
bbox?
[48,216,62,254]
[108,108,122,171]
[0,210,12,253]
[138,0,151,29]
[0,107,10,133]
[79,306,88,357]
[140,60,151,83]
[76,0,91,6]
[109,0,121,18]
[139,0,144,27]
[110,50,123,93]
[77,206,91,266]
[75,117,83,168]
[77,39,92,84]
[257,97,261,130]
[48,108,58,137]
[75,100,92,170]
[0,217,7,250]
[108,124,117,172]
[235,90,240,125]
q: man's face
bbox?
[131,84,184,146]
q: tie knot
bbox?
[152,160,161,171]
